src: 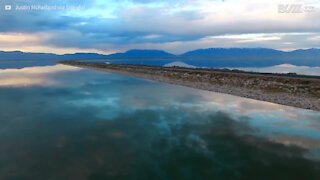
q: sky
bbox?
[0,0,319,54]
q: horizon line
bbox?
[1,47,319,56]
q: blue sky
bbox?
[0,0,319,54]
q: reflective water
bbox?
[0,65,320,180]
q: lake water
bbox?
[0,64,320,180]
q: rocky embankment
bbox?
[61,61,320,111]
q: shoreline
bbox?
[60,61,320,111]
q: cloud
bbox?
[0,0,319,53]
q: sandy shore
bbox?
[61,61,320,111]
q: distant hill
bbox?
[0,48,319,67]
[289,48,320,56]
[62,53,108,60]
[107,49,175,58]
[0,51,59,61]
[182,48,283,57]
[0,51,107,61]
[180,48,320,67]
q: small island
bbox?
[61,61,320,111]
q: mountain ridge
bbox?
[0,48,319,67]
[108,49,175,58]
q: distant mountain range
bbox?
[180,48,320,67]
[108,49,175,58]
[0,51,108,61]
[182,48,284,57]
[0,48,319,67]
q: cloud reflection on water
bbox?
[0,65,320,179]
[0,64,80,87]
[238,64,320,76]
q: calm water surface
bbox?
[0,64,320,180]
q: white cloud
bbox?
[0,0,319,53]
